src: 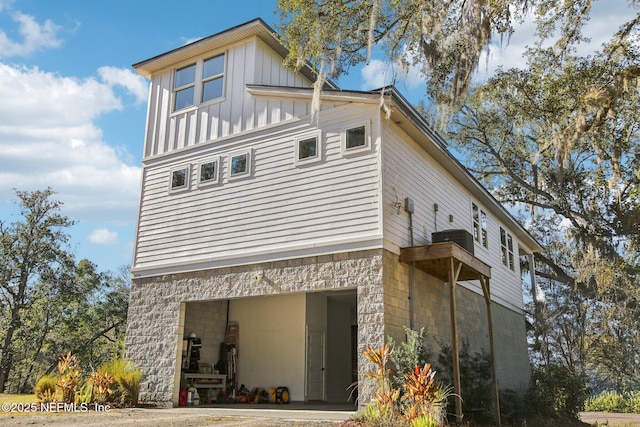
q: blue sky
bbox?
[0,0,633,274]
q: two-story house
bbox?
[124,18,540,413]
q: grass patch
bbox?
[0,394,37,404]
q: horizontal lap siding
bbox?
[133,104,382,270]
[143,38,313,159]
[381,120,525,312]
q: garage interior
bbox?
[176,289,357,406]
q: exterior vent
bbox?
[432,229,474,255]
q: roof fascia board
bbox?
[133,18,338,90]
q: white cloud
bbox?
[88,228,118,245]
[0,0,13,13]
[0,11,62,57]
[360,53,424,91]
[0,63,141,226]
[98,66,149,104]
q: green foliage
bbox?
[527,363,590,420]
[99,359,142,406]
[388,327,430,380]
[437,340,493,422]
[0,189,130,394]
[359,338,449,427]
[585,390,640,414]
[34,374,57,402]
[411,414,438,427]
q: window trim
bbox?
[172,52,226,113]
[173,63,196,112]
[472,203,488,249]
[197,157,220,187]
[294,131,322,166]
[500,227,515,271]
[341,122,371,155]
[227,149,252,180]
[201,53,225,104]
[169,165,190,192]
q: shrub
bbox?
[584,390,640,413]
[585,390,626,412]
[56,352,82,404]
[527,363,590,419]
[389,327,431,381]
[34,374,58,402]
[411,414,438,427]
[437,340,493,423]
[90,368,115,404]
[359,342,450,427]
[99,359,142,406]
[363,344,401,423]
[626,391,640,413]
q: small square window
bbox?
[295,131,322,165]
[346,126,366,149]
[198,158,219,186]
[228,150,252,179]
[342,122,370,155]
[169,166,189,191]
[299,137,317,159]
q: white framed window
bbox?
[174,64,196,111]
[295,131,322,165]
[228,150,252,180]
[173,53,226,112]
[169,165,190,192]
[472,203,488,248]
[197,157,220,186]
[201,54,225,103]
[500,227,515,270]
[342,122,370,154]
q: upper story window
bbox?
[295,131,322,165]
[202,54,225,102]
[228,150,252,180]
[170,165,190,192]
[174,64,196,111]
[342,122,371,155]
[500,227,515,270]
[173,53,226,111]
[472,203,488,248]
[198,158,219,186]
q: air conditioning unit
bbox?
[432,229,474,255]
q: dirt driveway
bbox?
[0,406,352,426]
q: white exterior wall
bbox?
[380,119,525,312]
[143,37,313,159]
[229,294,306,401]
[132,103,383,274]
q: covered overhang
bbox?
[400,242,502,427]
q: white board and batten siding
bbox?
[143,37,312,159]
[132,103,383,275]
[380,119,526,313]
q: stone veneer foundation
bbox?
[125,248,531,407]
[125,249,385,407]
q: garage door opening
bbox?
[176,290,357,406]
